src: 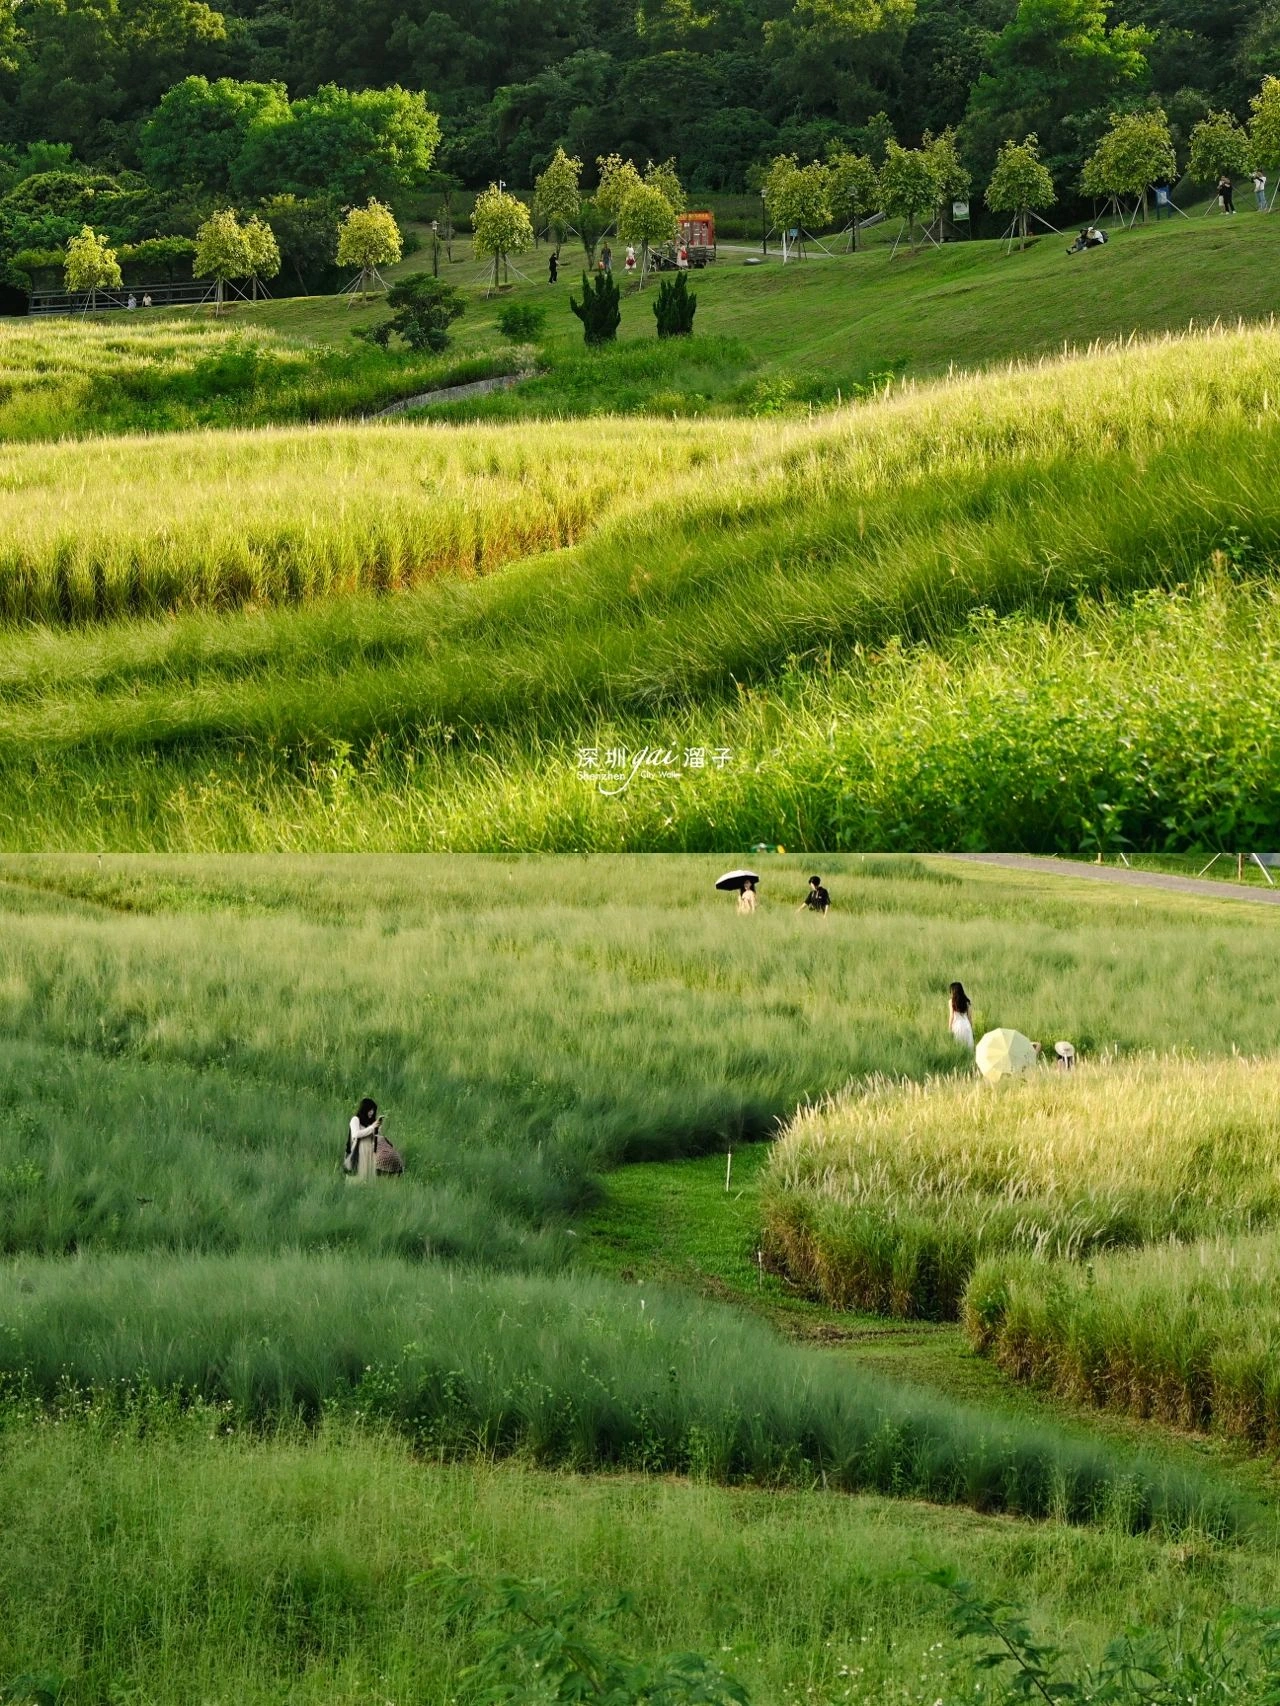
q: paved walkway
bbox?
[946,852,1280,907]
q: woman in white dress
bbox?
[737,877,758,914]
[948,982,975,1051]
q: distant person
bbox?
[1067,226,1107,254]
[677,244,690,270]
[141,293,152,308]
[624,244,637,274]
[948,982,975,1051]
[126,294,136,310]
[344,1097,381,1174]
[1254,171,1268,212]
[802,875,830,914]
[600,241,613,274]
[548,251,559,284]
[738,877,758,915]
[1218,175,1235,215]
[1153,183,1174,220]
[1053,1041,1077,1072]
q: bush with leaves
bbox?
[418,1566,750,1706]
[497,300,546,341]
[365,273,465,351]
[653,269,696,337]
[926,1565,1280,1705]
[569,267,621,344]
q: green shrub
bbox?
[497,301,546,341]
[653,270,697,338]
[569,269,621,345]
[368,274,467,352]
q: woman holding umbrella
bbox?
[716,869,761,913]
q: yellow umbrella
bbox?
[975,1028,1038,1082]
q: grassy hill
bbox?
[7,209,1280,437]
[2,854,1279,1705]
[3,320,1280,850]
[5,215,1280,850]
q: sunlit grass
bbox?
[764,1055,1280,1320]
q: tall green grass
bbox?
[4,327,1280,846]
[0,1251,1238,1532]
[0,322,1276,631]
[966,1234,1280,1449]
[763,1056,1280,1320]
[1,1429,1265,1706]
[22,573,1270,853]
[0,316,522,439]
[2,855,1276,1260]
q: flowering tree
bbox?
[1187,111,1251,187]
[243,213,281,298]
[595,154,644,225]
[879,142,941,251]
[1250,76,1280,202]
[827,148,879,250]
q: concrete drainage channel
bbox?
[372,371,534,418]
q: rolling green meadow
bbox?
[4,854,1280,1704]
[4,213,1280,850]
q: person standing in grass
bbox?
[802,875,830,914]
[948,982,975,1051]
[1254,171,1268,212]
[548,251,559,284]
[738,878,758,915]
[345,1097,381,1173]
[600,241,612,274]
[1219,174,1236,214]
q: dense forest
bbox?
[0,0,1273,297]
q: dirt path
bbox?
[946,852,1280,906]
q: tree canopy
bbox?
[986,133,1056,244]
[64,225,121,297]
[1081,108,1176,213]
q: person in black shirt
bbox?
[803,875,830,913]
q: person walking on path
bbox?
[948,982,975,1051]
[1219,174,1236,214]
